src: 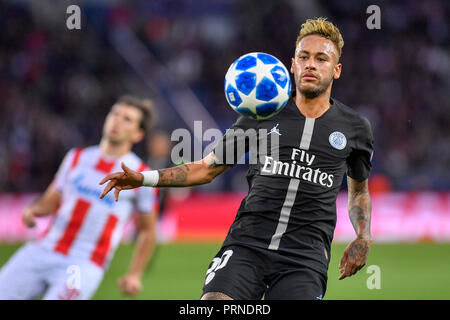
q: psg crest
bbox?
[329,131,347,150]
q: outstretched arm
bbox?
[157,151,229,187]
[338,176,372,280]
[23,185,61,228]
[117,213,156,296]
[99,152,230,201]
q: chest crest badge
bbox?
[329,131,347,150]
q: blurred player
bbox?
[0,95,158,300]
[99,18,374,300]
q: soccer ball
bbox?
[224,52,291,120]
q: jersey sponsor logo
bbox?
[72,173,115,207]
[261,148,334,188]
[329,131,347,150]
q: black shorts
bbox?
[201,244,327,300]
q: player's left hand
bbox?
[117,274,142,296]
[338,237,371,280]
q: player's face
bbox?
[291,34,342,99]
[103,104,144,145]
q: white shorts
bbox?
[0,242,104,300]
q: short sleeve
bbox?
[52,149,77,193]
[213,116,258,166]
[346,117,374,182]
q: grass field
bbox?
[0,242,449,300]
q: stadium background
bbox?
[0,0,449,299]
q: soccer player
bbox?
[99,18,374,300]
[0,96,158,300]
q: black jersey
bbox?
[213,97,374,275]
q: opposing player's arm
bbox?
[23,184,61,228]
[338,176,372,280]
[118,213,156,296]
[99,152,230,201]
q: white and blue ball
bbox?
[224,52,291,120]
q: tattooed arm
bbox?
[338,176,372,280]
[157,152,230,187]
[99,152,230,201]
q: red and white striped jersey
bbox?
[39,145,157,269]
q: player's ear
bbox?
[333,63,342,80]
[132,129,145,144]
[290,57,295,74]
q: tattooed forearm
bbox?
[349,202,371,237]
[339,177,372,280]
[347,177,372,239]
[157,165,191,187]
[155,152,230,187]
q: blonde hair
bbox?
[296,17,344,59]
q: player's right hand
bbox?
[99,162,144,201]
[117,274,142,297]
[22,207,37,228]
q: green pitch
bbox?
[0,243,448,299]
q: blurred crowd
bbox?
[0,0,449,192]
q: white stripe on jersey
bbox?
[269,118,315,250]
